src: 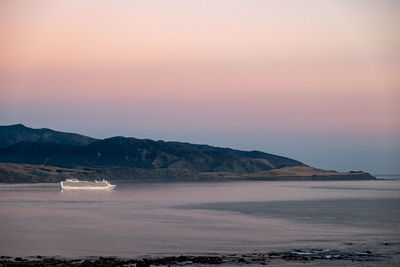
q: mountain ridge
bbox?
[0,124,97,147]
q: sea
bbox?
[1,176,400,265]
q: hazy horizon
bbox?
[1,0,399,174]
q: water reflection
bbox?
[0,180,399,257]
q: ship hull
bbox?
[61,184,116,190]
[60,180,116,190]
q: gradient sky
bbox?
[1,0,399,174]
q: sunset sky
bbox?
[1,0,399,173]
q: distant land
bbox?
[0,124,375,183]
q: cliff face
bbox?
[0,124,375,183]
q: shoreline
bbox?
[0,174,377,185]
[0,162,376,183]
[0,248,388,266]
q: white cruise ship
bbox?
[60,178,116,190]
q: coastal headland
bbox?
[0,124,375,183]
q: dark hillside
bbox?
[0,136,304,172]
[0,124,97,147]
[0,124,374,184]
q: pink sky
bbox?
[0,0,399,173]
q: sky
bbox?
[0,0,399,174]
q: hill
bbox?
[0,124,375,182]
[0,137,302,171]
[0,124,97,147]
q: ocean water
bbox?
[0,178,400,263]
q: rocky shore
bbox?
[0,249,385,266]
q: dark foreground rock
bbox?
[0,249,384,266]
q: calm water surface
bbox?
[0,179,399,258]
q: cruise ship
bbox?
[60,178,116,190]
